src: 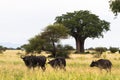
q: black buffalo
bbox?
[48,57,66,71]
[90,59,112,72]
[21,55,46,71]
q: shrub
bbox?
[48,44,71,58]
[56,51,70,58]
[87,47,95,50]
[93,47,107,58]
[56,44,71,58]
[95,47,107,53]
[64,45,74,50]
[0,46,7,54]
[109,47,119,53]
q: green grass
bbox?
[0,50,120,80]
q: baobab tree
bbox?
[55,10,110,53]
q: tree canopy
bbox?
[41,23,69,57]
[109,0,120,16]
[55,10,110,53]
[21,23,69,57]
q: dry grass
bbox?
[0,50,120,80]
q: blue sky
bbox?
[0,0,120,48]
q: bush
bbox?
[87,47,95,50]
[64,45,74,50]
[92,47,108,58]
[56,44,71,58]
[56,51,70,58]
[48,50,70,58]
[109,47,119,53]
[95,47,107,53]
[0,46,7,54]
[48,44,70,58]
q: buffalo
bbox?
[90,59,112,73]
[21,55,46,71]
[48,57,66,71]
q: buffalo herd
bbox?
[21,55,66,71]
[21,55,112,73]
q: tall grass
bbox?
[0,50,120,80]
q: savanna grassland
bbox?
[0,50,120,80]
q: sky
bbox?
[0,0,120,48]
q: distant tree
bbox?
[95,47,107,57]
[0,45,7,53]
[95,47,107,54]
[93,47,107,58]
[109,0,120,16]
[55,10,110,53]
[109,47,119,53]
[16,47,21,50]
[87,47,95,50]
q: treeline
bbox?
[0,45,22,53]
[86,46,120,58]
[87,47,120,53]
[84,47,120,58]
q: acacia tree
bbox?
[41,23,68,57]
[55,10,110,53]
[21,23,68,57]
[109,0,120,16]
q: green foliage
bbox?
[56,44,71,58]
[95,47,107,53]
[55,10,110,39]
[109,47,119,53]
[41,23,69,57]
[21,35,45,54]
[42,23,69,43]
[21,44,33,54]
[56,51,70,58]
[16,47,21,50]
[87,47,95,50]
[55,10,110,53]
[0,45,7,53]
[64,45,74,50]
[21,23,69,56]
[109,0,120,16]
[48,44,71,58]
[90,47,107,58]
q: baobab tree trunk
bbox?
[75,37,80,53]
[79,39,85,53]
[75,37,85,53]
